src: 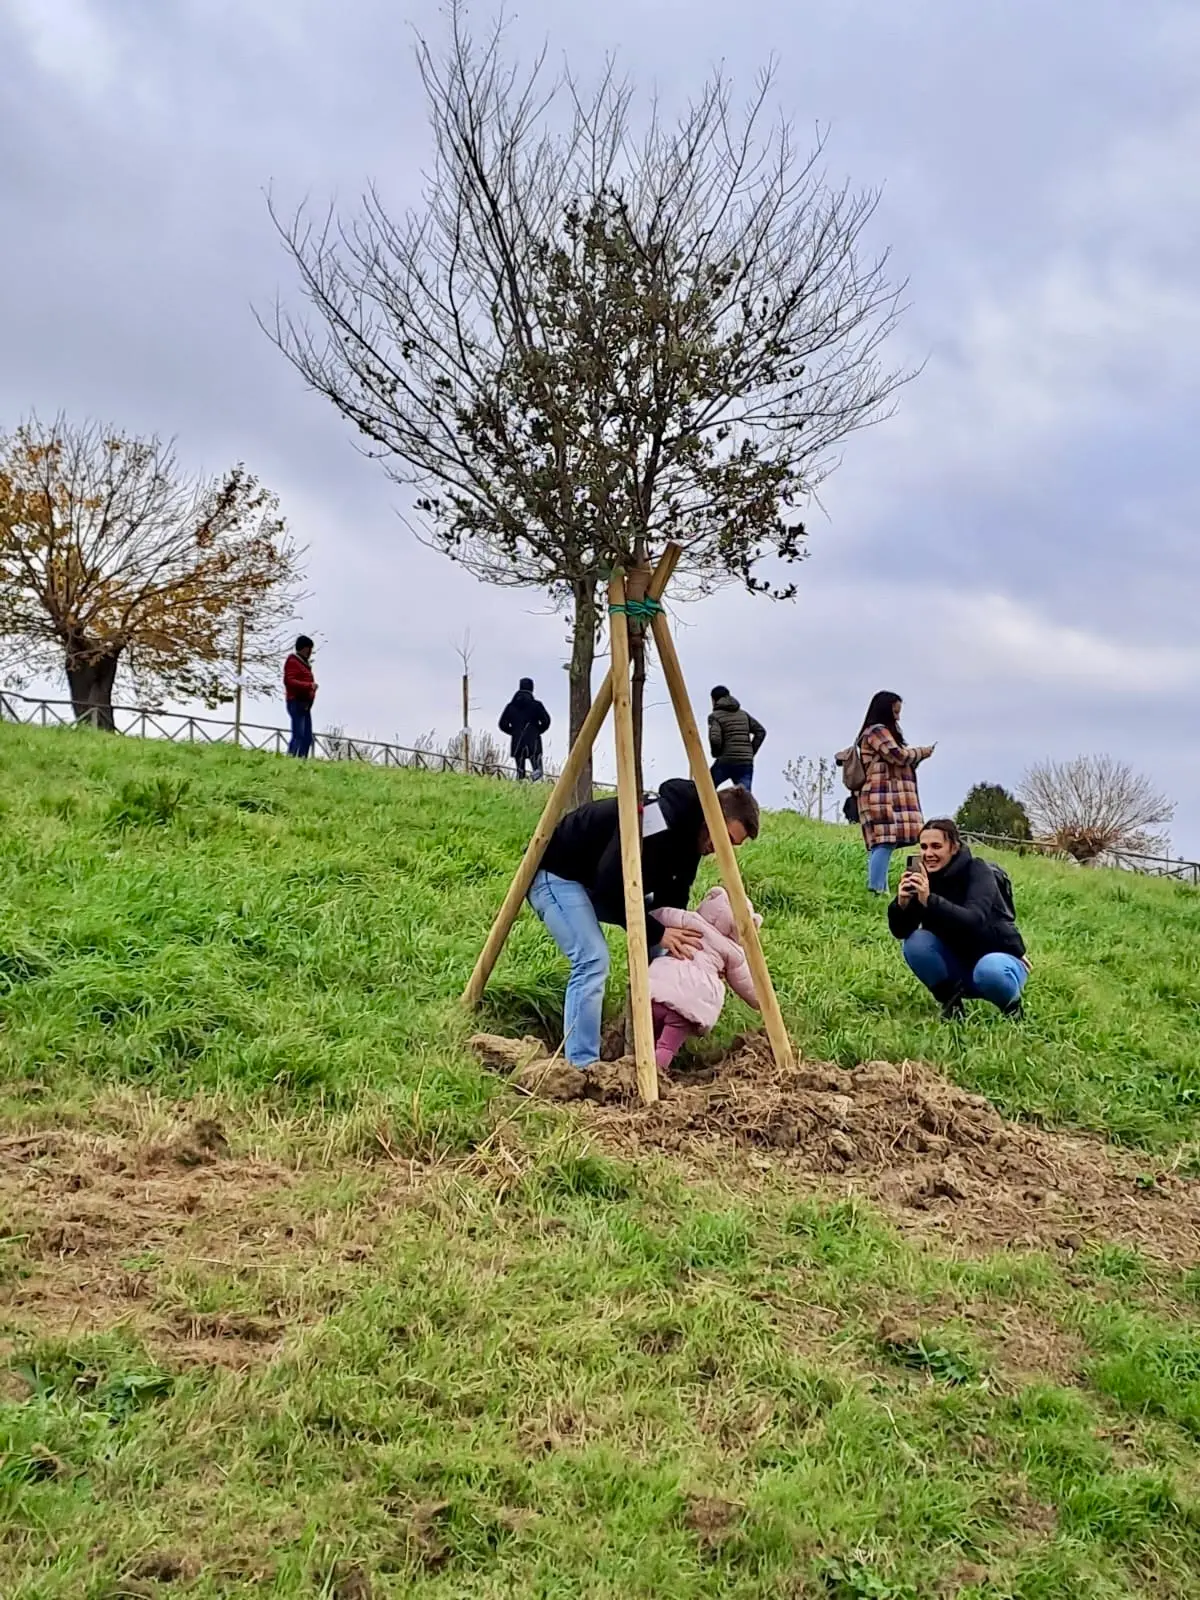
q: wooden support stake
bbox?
[608,571,658,1105]
[650,608,795,1071]
[461,544,682,1010]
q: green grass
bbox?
[1,721,1199,1596]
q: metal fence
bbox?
[7,689,1193,881]
[963,831,1200,887]
[0,688,529,779]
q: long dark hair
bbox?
[859,689,904,743]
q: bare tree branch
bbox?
[1020,755,1175,862]
[264,1,911,794]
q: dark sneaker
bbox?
[931,979,966,1023]
[1001,999,1025,1020]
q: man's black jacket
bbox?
[540,778,705,938]
[888,845,1026,968]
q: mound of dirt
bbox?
[471,1032,1200,1265]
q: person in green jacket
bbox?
[708,686,766,793]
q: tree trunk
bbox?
[622,559,652,1054]
[65,649,120,732]
[626,562,651,802]
[567,580,598,809]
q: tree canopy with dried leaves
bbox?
[0,417,303,727]
[1019,755,1174,863]
[267,2,909,799]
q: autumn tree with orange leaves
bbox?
[0,417,303,728]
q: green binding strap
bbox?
[608,598,665,619]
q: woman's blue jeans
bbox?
[902,929,1028,1012]
[528,870,610,1066]
[867,844,894,894]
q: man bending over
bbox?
[529,781,760,1067]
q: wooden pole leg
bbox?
[650,609,795,1072]
[609,572,658,1104]
[461,543,683,1010]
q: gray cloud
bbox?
[2,0,1198,848]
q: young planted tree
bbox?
[0,417,301,728]
[956,782,1031,843]
[267,2,907,803]
[784,754,834,819]
[1020,755,1174,863]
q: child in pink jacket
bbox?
[649,886,762,1069]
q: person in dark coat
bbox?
[888,818,1029,1020]
[499,678,551,781]
[708,686,766,792]
[283,635,317,759]
[529,780,761,1067]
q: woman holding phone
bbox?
[889,819,1029,1020]
[855,690,935,894]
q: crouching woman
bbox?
[888,819,1030,1020]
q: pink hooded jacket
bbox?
[649,886,761,1033]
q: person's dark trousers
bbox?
[287,700,313,759]
[711,760,754,792]
[515,751,544,782]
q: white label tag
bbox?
[641,801,668,838]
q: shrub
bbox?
[956,782,1031,842]
[105,777,190,830]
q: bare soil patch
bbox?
[0,1116,419,1365]
[471,1032,1200,1266]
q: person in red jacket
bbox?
[283,635,317,758]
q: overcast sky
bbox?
[3,0,1198,848]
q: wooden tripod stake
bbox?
[608,571,658,1104]
[461,545,680,1010]
[462,538,793,1099]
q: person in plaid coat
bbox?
[855,690,935,894]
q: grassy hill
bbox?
[1,723,1199,1597]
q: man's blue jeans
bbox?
[902,929,1028,1012]
[867,844,895,894]
[711,760,754,792]
[287,701,313,758]
[528,871,610,1066]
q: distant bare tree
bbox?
[1019,755,1174,863]
[266,1,908,803]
